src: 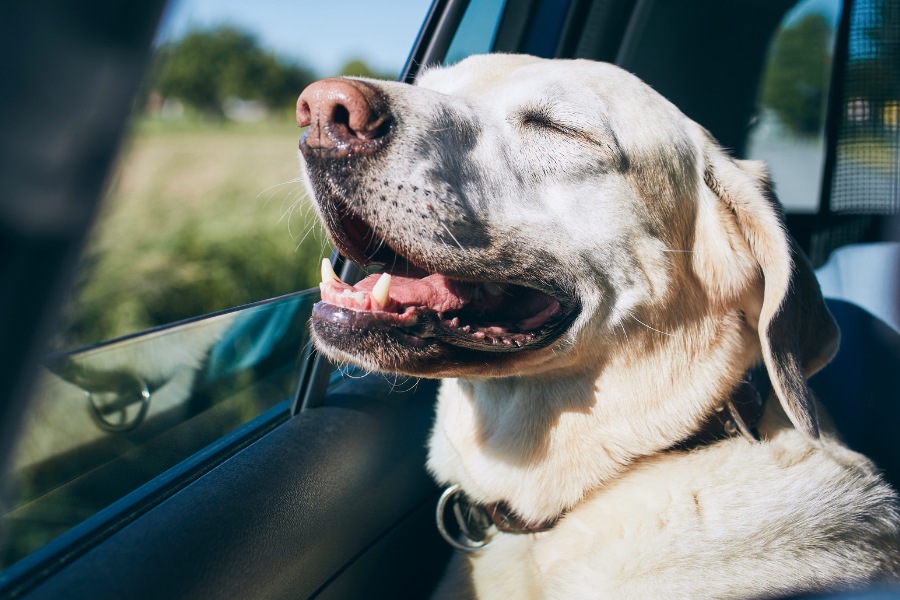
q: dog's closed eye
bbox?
[518,109,573,136]
[515,108,609,153]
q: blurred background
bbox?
[55,0,432,351]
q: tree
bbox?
[759,14,833,136]
[339,59,396,81]
[155,27,315,116]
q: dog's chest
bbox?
[442,428,899,599]
[426,377,626,524]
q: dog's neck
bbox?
[427,309,761,524]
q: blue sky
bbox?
[156,0,844,77]
[157,0,434,76]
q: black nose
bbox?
[296,78,391,156]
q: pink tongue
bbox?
[353,273,474,313]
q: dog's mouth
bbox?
[313,206,577,353]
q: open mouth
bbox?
[313,206,576,353]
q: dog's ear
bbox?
[703,143,839,438]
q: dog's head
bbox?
[297,54,838,437]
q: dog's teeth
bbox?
[371,273,391,307]
[321,258,342,283]
[484,282,506,296]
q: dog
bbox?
[296,54,900,598]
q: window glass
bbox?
[829,0,900,214]
[58,0,431,350]
[3,292,314,571]
[3,0,431,575]
[745,0,842,213]
[444,0,507,66]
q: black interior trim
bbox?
[13,378,445,600]
[0,403,290,598]
[402,0,473,83]
[493,0,540,53]
[620,0,792,154]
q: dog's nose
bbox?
[296,79,391,155]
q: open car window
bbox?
[4,291,314,570]
[1,0,432,578]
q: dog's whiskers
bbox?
[628,313,675,337]
[440,222,465,252]
[294,220,322,250]
[258,178,303,203]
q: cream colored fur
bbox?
[302,54,900,598]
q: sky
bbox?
[156,0,434,77]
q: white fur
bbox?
[304,55,900,598]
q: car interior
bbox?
[0,0,897,598]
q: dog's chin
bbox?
[310,312,568,378]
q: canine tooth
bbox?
[321,258,341,283]
[371,273,391,307]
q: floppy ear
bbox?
[703,142,839,438]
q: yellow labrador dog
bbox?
[296,55,900,598]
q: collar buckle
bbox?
[436,484,493,553]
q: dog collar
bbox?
[435,367,769,552]
[674,365,768,449]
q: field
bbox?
[57,117,329,350]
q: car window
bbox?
[745,0,842,213]
[829,0,900,215]
[1,0,431,575]
[444,0,507,66]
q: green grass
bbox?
[56,117,330,349]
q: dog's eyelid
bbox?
[517,111,574,135]
[516,111,607,151]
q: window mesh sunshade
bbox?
[830,0,900,214]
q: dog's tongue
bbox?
[320,271,479,313]
[359,273,476,312]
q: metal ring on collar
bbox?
[435,484,493,553]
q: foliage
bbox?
[57,32,395,349]
[55,118,327,349]
[759,14,833,136]
[339,58,396,81]
[155,27,316,115]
